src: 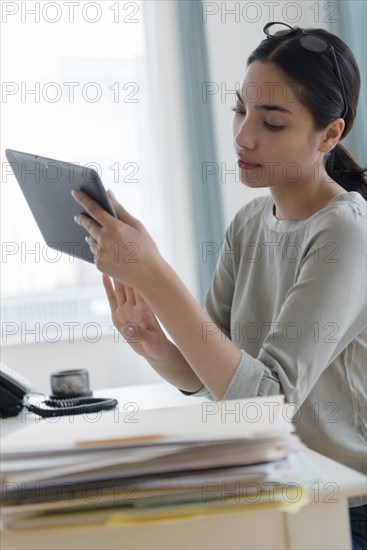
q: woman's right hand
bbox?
[102,274,170,361]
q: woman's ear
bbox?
[319,118,345,153]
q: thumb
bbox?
[107,190,140,228]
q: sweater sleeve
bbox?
[223,204,367,405]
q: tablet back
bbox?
[5,149,116,263]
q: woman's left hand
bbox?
[72,189,163,289]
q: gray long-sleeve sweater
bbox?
[187,191,366,507]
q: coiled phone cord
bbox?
[23,393,118,418]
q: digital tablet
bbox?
[5,149,117,263]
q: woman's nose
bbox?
[233,117,256,150]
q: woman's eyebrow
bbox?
[235,90,293,115]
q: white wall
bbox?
[203,0,328,226]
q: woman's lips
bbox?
[238,159,261,170]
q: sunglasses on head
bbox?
[263,22,348,119]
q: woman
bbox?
[72,22,367,549]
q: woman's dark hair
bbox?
[247,26,367,199]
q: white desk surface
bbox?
[1,382,206,437]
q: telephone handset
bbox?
[0,363,118,418]
[0,363,34,418]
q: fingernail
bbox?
[108,189,115,199]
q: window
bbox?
[1,1,198,345]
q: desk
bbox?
[1,382,366,550]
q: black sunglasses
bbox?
[263,22,348,119]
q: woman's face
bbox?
[233,60,323,189]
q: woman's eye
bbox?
[230,107,285,131]
[264,122,285,131]
[230,106,245,115]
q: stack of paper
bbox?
[0,395,316,529]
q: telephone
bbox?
[0,363,118,418]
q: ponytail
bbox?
[325,143,367,200]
